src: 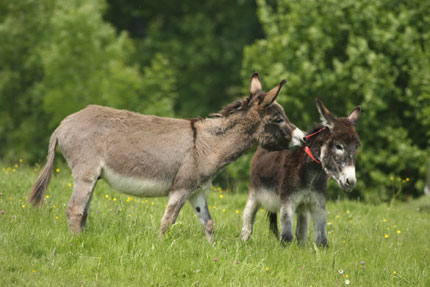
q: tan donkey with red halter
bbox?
[241,99,361,246]
[29,73,305,242]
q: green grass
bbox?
[1,165,429,286]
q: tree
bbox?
[105,0,263,117]
[240,0,430,201]
[0,0,176,162]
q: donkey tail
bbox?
[267,211,279,239]
[28,129,58,206]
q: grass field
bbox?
[1,164,429,286]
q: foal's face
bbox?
[316,99,361,191]
[321,120,360,191]
[248,73,305,151]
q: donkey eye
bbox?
[335,144,343,151]
[273,118,284,124]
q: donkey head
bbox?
[248,73,305,151]
[316,99,361,191]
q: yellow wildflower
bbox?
[219,194,224,199]
[151,201,155,205]
[113,198,117,202]
[397,230,401,234]
[56,168,60,173]
[384,234,389,239]
[235,210,239,214]
[222,208,226,213]
[19,158,23,163]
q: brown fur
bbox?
[241,99,361,246]
[29,73,305,242]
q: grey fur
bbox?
[29,73,305,241]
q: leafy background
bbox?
[1,0,429,203]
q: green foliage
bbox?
[0,0,176,162]
[1,167,430,286]
[241,0,430,202]
[105,0,263,117]
[1,0,428,202]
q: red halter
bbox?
[303,127,326,165]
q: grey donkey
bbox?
[29,72,305,242]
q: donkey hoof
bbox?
[317,240,329,248]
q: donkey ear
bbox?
[348,106,361,126]
[260,80,287,107]
[249,72,262,96]
[315,98,336,129]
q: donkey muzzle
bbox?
[289,127,306,149]
[340,166,357,191]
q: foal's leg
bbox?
[280,202,295,245]
[296,210,310,246]
[241,192,260,241]
[189,190,214,243]
[66,168,100,233]
[310,195,328,247]
[160,189,190,237]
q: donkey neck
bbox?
[300,126,330,188]
[195,114,258,167]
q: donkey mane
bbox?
[210,91,266,118]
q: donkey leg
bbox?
[240,197,260,241]
[280,203,295,245]
[189,190,214,243]
[241,195,260,241]
[66,177,98,233]
[310,198,328,247]
[296,210,310,246]
[160,189,190,237]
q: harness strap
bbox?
[305,127,326,140]
[304,146,321,165]
[303,127,326,165]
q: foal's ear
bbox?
[348,106,361,126]
[260,80,287,107]
[315,98,336,129]
[250,72,262,96]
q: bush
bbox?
[0,0,176,162]
[238,0,430,202]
